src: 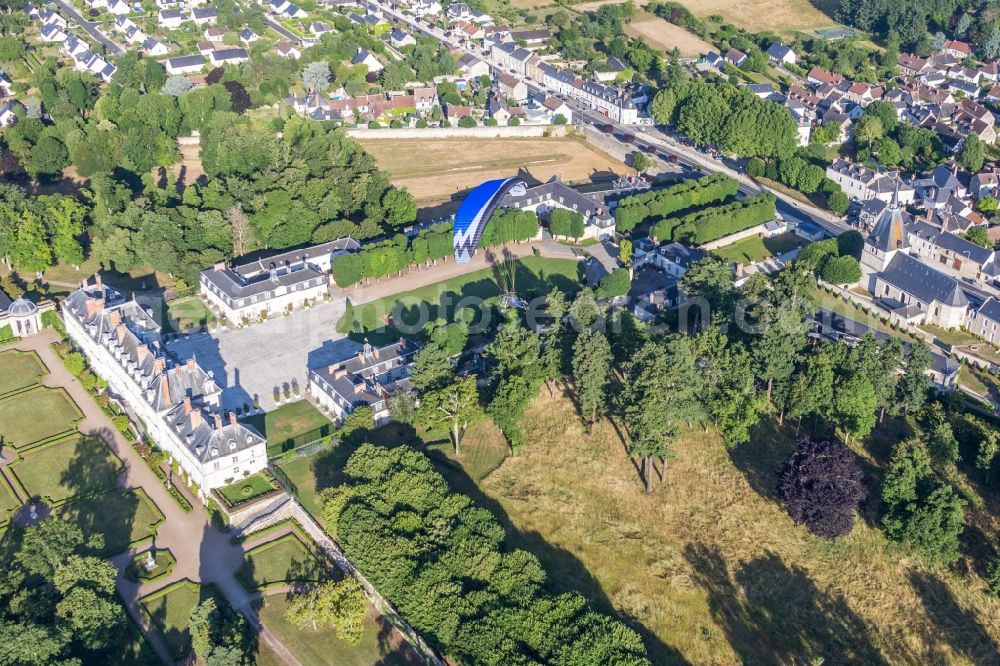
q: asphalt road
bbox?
[51,0,124,55]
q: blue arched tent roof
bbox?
[453,177,526,263]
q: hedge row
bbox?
[651,193,777,245]
[615,173,738,231]
[333,211,540,288]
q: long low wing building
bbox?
[63,276,267,496]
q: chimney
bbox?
[214,413,223,429]
[183,396,192,414]
[229,411,237,426]
[160,375,172,407]
[107,310,121,328]
[190,409,202,428]
[85,297,105,318]
[213,261,225,271]
[95,273,103,290]
[153,357,166,374]
[186,357,196,372]
[115,322,127,342]
[135,344,149,364]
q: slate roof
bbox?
[167,54,206,68]
[976,297,1000,325]
[766,42,793,60]
[868,187,910,252]
[878,252,969,308]
[311,338,420,410]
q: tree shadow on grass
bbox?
[908,569,1000,663]
[684,543,891,665]
[57,429,140,556]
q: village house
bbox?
[164,54,206,74]
[157,8,188,28]
[766,42,796,65]
[351,48,383,73]
[275,41,301,58]
[209,47,248,66]
[500,176,616,240]
[192,6,218,25]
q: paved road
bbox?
[1,329,294,665]
[50,0,124,55]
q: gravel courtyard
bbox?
[166,299,358,411]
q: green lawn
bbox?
[217,471,278,507]
[0,349,47,397]
[0,477,20,526]
[337,256,584,342]
[58,488,164,556]
[0,386,83,448]
[257,594,421,666]
[140,580,223,661]
[9,435,122,504]
[712,232,806,265]
[242,400,333,457]
[164,296,215,333]
[275,454,325,518]
[922,324,1000,365]
[130,548,176,583]
[237,533,327,591]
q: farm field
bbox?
[256,594,422,666]
[571,0,838,33]
[0,349,47,396]
[9,435,122,504]
[626,10,714,56]
[356,136,627,205]
[0,386,83,449]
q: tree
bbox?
[623,342,678,491]
[820,255,861,284]
[833,374,877,442]
[410,341,452,392]
[162,75,194,96]
[26,134,69,179]
[960,134,985,172]
[458,115,477,128]
[619,238,633,267]
[881,439,966,564]
[987,559,1000,597]
[382,187,416,227]
[776,438,867,538]
[828,190,850,215]
[963,225,991,248]
[285,578,368,644]
[897,343,932,414]
[632,151,651,175]
[189,598,253,665]
[853,114,883,146]
[572,329,612,427]
[785,347,835,432]
[595,267,631,299]
[975,196,998,215]
[339,406,374,445]
[419,375,481,453]
[302,61,332,92]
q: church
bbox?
[860,186,971,329]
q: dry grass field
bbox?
[626,10,715,56]
[356,136,627,205]
[573,0,838,33]
[450,390,1000,665]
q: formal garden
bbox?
[236,531,327,592]
[58,488,165,557]
[139,580,225,661]
[0,349,48,397]
[6,435,123,505]
[0,385,83,449]
[216,471,281,508]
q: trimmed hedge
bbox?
[615,173,738,231]
[651,193,776,245]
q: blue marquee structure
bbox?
[452,177,527,263]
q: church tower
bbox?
[861,182,909,276]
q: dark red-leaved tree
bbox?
[776,438,867,539]
[205,67,225,85]
[224,80,252,114]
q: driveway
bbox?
[166,298,355,410]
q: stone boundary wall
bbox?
[346,125,569,139]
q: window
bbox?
[214,462,220,470]
[232,455,238,464]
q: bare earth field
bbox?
[357,136,627,205]
[626,10,714,56]
[573,0,838,33]
[460,391,1000,665]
